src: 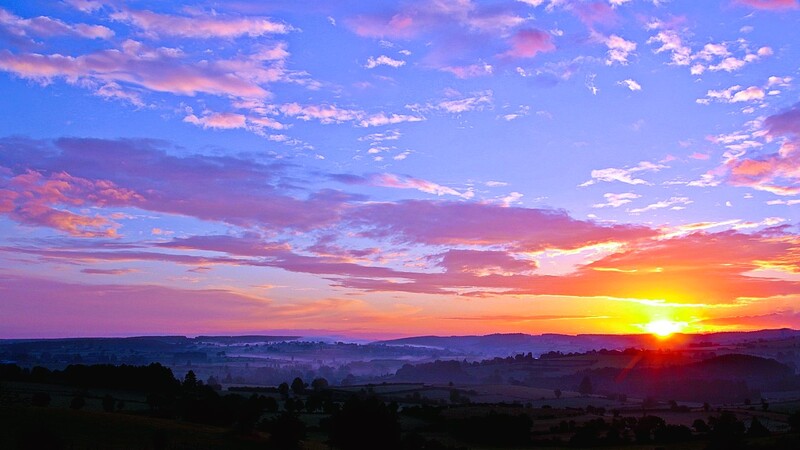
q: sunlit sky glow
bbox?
[1,0,799,339]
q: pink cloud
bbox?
[1,169,142,237]
[0,44,273,99]
[573,2,619,27]
[765,104,800,136]
[0,7,114,40]
[367,173,473,198]
[81,268,137,275]
[435,249,537,275]
[0,137,354,233]
[725,105,800,195]
[332,228,800,305]
[347,200,654,251]
[345,1,534,76]
[110,8,290,38]
[439,64,494,79]
[157,234,290,258]
[734,0,799,10]
[275,103,423,127]
[346,13,420,39]
[184,112,248,130]
[500,29,555,59]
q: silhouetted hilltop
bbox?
[194,335,301,344]
[376,329,800,357]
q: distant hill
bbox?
[375,329,800,357]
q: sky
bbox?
[1,0,799,340]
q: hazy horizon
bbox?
[1,0,799,339]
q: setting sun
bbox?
[645,320,686,338]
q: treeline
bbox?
[0,363,179,392]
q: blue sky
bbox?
[1,0,799,338]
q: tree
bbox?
[578,375,593,396]
[183,370,198,389]
[692,418,709,433]
[291,377,305,395]
[554,389,562,399]
[278,382,289,399]
[311,377,329,391]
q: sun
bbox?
[645,320,686,338]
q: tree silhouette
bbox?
[291,377,306,395]
[278,382,289,399]
[183,370,198,389]
[311,377,329,391]
[554,389,562,399]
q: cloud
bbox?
[358,113,424,127]
[0,169,142,237]
[2,135,797,308]
[348,200,655,252]
[436,90,493,113]
[700,84,766,104]
[709,56,745,72]
[277,103,423,127]
[439,63,494,78]
[110,8,291,39]
[0,7,114,40]
[434,249,537,276]
[81,268,137,275]
[338,173,473,199]
[724,104,800,195]
[0,42,277,100]
[332,227,800,305]
[617,79,641,91]
[500,28,555,58]
[345,13,420,39]
[580,161,667,186]
[346,1,528,40]
[573,1,619,27]
[647,29,692,65]
[629,196,692,213]
[734,0,799,10]
[731,86,765,102]
[593,192,641,208]
[184,112,248,130]
[0,137,355,233]
[365,55,406,69]
[604,34,637,65]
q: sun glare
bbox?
[645,320,685,338]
